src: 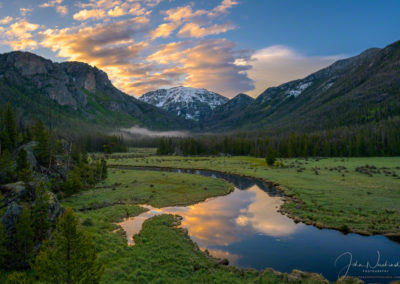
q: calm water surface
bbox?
[117,167,400,283]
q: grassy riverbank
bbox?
[63,169,233,209]
[63,169,333,283]
[106,152,400,236]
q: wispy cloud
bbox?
[40,0,68,15]
[120,126,188,137]
[20,8,33,17]
[177,22,235,38]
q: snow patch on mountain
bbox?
[286,82,312,97]
[139,86,228,120]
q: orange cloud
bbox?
[160,1,238,43]
[73,1,147,21]
[73,9,106,20]
[77,0,122,9]
[40,0,63,7]
[40,0,68,15]
[210,0,238,17]
[27,0,249,96]
[151,22,181,39]
[56,6,68,15]
[177,22,235,38]
[164,5,201,22]
[164,0,238,23]
[108,6,126,17]
[147,39,253,97]
[3,20,40,50]
[41,17,152,93]
[0,16,13,25]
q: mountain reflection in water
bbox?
[118,182,304,255]
[116,167,400,283]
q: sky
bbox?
[0,0,399,98]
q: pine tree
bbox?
[34,208,103,284]
[5,271,30,284]
[157,139,166,154]
[0,150,14,184]
[266,146,276,166]
[14,206,34,269]
[101,158,107,180]
[32,120,50,165]
[0,221,7,267]
[61,167,85,196]
[32,183,50,242]
[16,148,32,182]
[3,102,18,152]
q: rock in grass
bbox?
[217,258,229,265]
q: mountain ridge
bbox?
[139,86,228,121]
[202,41,400,133]
[1,40,399,135]
[0,51,192,131]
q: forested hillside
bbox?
[203,41,400,133]
[0,52,192,132]
[0,102,125,282]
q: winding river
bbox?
[117,167,400,283]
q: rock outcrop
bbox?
[0,51,192,130]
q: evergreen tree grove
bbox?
[2,102,18,152]
[14,206,34,269]
[32,120,50,166]
[0,221,7,267]
[266,146,276,166]
[34,208,103,284]
[16,148,32,182]
[32,183,50,242]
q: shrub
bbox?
[266,147,276,166]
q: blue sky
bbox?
[0,0,399,97]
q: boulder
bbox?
[286,269,329,283]
[1,201,23,233]
[47,191,62,223]
[217,258,229,266]
[0,181,30,201]
[17,141,38,170]
[337,276,364,283]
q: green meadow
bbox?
[62,169,336,283]
[57,150,400,283]
[106,152,400,235]
[63,169,233,209]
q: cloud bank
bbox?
[247,46,344,97]
[0,0,344,99]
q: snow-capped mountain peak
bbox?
[139,86,229,120]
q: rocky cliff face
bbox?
[1,52,87,108]
[0,51,192,130]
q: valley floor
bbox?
[61,150,400,283]
[63,169,330,283]
[107,151,400,236]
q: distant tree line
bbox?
[69,133,127,154]
[157,117,400,157]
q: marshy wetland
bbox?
[62,150,400,283]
